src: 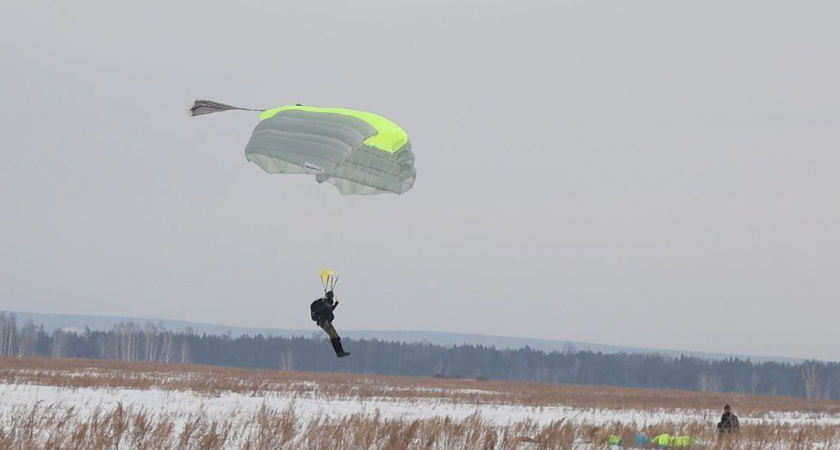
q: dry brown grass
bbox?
[1,357,840,449]
[0,403,552,450]
[2,402,838,449]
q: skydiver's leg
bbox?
[321,322,349,357]
[320,322,340,340]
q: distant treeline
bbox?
[1,312,838,400]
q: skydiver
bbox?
[717,404,740,434]
[310,291,350,357]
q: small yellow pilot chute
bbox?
[320,268,339,294]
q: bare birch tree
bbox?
[17,320,37,357]
[52,330,67,358]
[180,339,190,364]
[801,361,825,399]
[0,313,19,357]
[697,370,723,392]
[0,313,7,357]
[144,322,160,362]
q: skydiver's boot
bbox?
[331,337,350,358]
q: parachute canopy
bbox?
[190,100,416,195]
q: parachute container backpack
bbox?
[189,100,416,195]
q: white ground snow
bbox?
[1,383,838,429]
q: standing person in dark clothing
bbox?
[717,404,740,434]
[310,291,350,357]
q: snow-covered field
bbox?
[1,359,839,449]
[4,383,839,429]
[0,384,683,426]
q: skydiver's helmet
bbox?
[325,291,335,304]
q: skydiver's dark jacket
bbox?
[310,298,337,324]
[717,412,739,434]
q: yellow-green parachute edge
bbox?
[260,106,408,153]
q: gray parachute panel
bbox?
[316,142,415,195]
[245,110,375,176]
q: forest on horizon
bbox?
[1,312,837,401]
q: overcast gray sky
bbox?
[2,1,838,361]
